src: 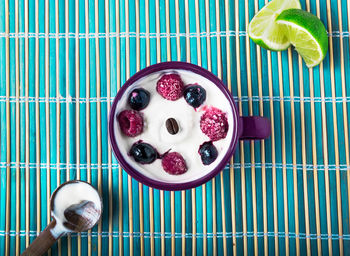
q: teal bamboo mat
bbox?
[0,0,350,255]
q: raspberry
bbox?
[117,110,143,137]
[156,74,184,101]
[161,152,188,175]
[200,107,228,141]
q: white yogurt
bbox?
[50,182,102,238]
[114,69,234,183]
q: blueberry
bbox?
[198,141,218,165]
[128,88,150,110]
[184,85,206,108]
[129,142,157,164]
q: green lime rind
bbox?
[250,37,288,51]
[250,32,291,51]
[248,0,301,51]
[276,9,328,67]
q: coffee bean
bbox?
[166,118,179,135]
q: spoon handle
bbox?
[21,220,62,256]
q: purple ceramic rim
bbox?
[108,61,240,191]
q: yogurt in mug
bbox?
[113,69,234,184]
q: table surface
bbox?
[1,0,350,255]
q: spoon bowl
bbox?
[21,180,102,256]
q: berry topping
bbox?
[117,110,143,137]
[198,141,218,165]
[161,152,188,175]
[128,88,150,110]
[184,84,206,108]
[200,107,228,141]
[156,74,184,101]
[129,142,158,164]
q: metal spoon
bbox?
[21,180,102,256]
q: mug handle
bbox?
[239,116,271,140]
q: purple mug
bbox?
[108,62,271,191]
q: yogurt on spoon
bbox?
[50,181,102,237]
[21,181,102,256]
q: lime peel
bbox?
[248,0,301,51]
[276,8,329,68]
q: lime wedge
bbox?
[276,9,328,68]
[248,0,301,51]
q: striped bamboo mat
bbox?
[1,0,350,255]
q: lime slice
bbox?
[248,0,301,51]
[276,9,328,68]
